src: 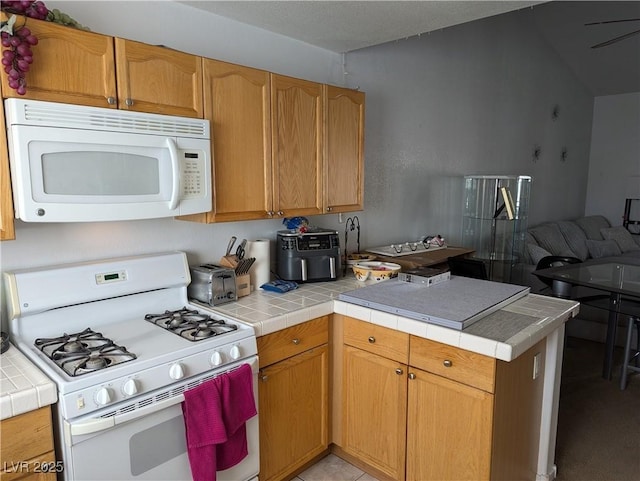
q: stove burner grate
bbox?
[145,307,238,341]
[35,328,137,377]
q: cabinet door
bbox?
[259,345,329,481]
[0,15,116,107]
[324,85,364,213]
[204,59,272,222]
[114,38,203,117]
[0,101,15,241]
[342,345,407,481]
[406,368,494,481]
[271,74,323,218]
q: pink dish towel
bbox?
[182,363,257,481]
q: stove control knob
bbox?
[169,363,185,380]
[95,387,113,406]
[122,379,139,396]
[210,351,223,366]
[229,345,241,360]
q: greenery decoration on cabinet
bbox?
[462,175,531,283]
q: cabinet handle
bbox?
[292,338,300,345]
[368,336,375,343]
[326,206,333,212]
[395,368,404,375]
[408,372,416,380]
[443,359,453,368]
[107,96,116,105]
[260,375,268,382]
[277,211,284,216]
[266,211,274,217]
[125,98,134,106]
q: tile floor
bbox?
[293,454,379,481]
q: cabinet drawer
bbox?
[0,407,54,466]
[409,336,496,393]
[258,316,329,368]
[343,317,409,364]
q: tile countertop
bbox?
[208,274,580,362]
[0,343,57,420]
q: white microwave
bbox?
[5,99,212,222]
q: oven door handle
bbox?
[65,394,186,438]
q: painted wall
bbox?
[585,92,640,226]
[1,2,597,323]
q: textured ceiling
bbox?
[179,1,542,52]
[179,1,640,96]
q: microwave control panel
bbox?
[182,152,205,198]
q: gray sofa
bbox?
[518,215,640,292]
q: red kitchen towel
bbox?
[181,363,257,481]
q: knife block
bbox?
[219,256,251,298]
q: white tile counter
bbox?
[0,343,57,420]
[207,274,580,362]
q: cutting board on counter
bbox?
[366,246,475,270]
[338,277,530,330]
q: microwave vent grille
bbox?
[13,100,208,139]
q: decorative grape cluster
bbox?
[2,1,49,20]
[1,19,38,95]
[1,1,47,95]
[1,1,88,95]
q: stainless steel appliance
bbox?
[276,228,341,282]
[188,264,237,306]
[4,252,258,481]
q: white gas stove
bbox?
[4,251,259,481]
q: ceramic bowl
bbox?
[352,261,401,282]
[352,264,372,281]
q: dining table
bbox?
[534,260,640,380]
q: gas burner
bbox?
[145,307,238,341]
[35,328,137,377]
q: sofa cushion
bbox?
[574,215,611,240]
[557,221,589,261]
[529,223,576,258]
[600,226,640,252]
[585,239,622,258]
[527,244,553,265]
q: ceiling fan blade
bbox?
[591,28,640,48]
[585,18,640,26]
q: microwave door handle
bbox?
[166,137,180,210]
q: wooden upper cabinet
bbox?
[114,38,203,117]
[324,85,365,213]
[202,59,272,222]
[0,101,15,241]
[271,74,323,218]
[0,14,116,107]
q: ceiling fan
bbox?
[586,18,640,49]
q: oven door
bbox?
[59,357,258,481]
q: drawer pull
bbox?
[395,368,404,375]
[292,338,300,345]
[408,372,416,380]
[368,336,375,343]
[443,359,453,368]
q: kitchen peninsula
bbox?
[210,275,579,481]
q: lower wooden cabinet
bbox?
[342,345,407,480]
[257,316,329,481]
[334,315,546,481]
[0,406,56,481]
[405,368,493,481]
